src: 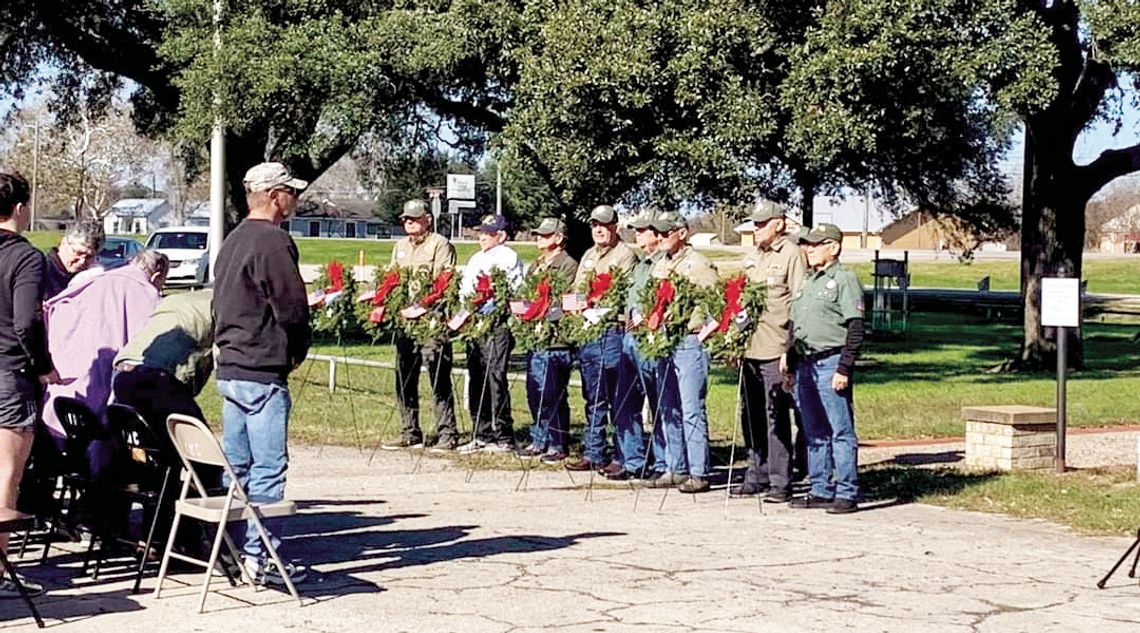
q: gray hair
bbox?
[131,249,170,280]
[64,220,106,252]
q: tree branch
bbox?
[1078,141,1140,198]
[33,2,179,109]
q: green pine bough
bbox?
[509,268,574,352]
[560,269,631,347]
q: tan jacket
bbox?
[652,245,719,331]
[390,232,456,276]
[743,236,806,360]
[574,241,636,288]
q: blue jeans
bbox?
[218,379,292,559]
[611,334,649,473]
[577,329,624,464]
[672,335,710,477]
[623,334,682,475]
[794,353,859,501]
[526,349,573,452]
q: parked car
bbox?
[145,226,210,287]
[97,236,144,270]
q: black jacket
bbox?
[42,247,73,300]
[0,230,52,375]
[213,219,311,384]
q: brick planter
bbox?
[961,405,1057,471]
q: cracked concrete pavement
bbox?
[4,444,1140,632]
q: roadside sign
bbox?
[446,174,476,200]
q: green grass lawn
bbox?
[845,258,1140,295]
[865,465,1140,536]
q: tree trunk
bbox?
[1019,127,1086,369]
[798,171,817,227]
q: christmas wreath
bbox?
[561,269,630,346]
[699,274,766,360]
[397,268,460,345]
[358,266,407,341]
[310,261,364,341]
[509,268,574,351]
[450,268,514,342]
[631,272,703,359]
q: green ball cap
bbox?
[799,223,843,244]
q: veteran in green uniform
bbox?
[735,202,806,501]
[648,211,718,493]
[565,205,639,473]
[788,223,865,514]
[518,217,578,462]
[381,199,459,451]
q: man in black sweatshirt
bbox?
[213,162,311,587]
[0,168,58,597]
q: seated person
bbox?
[42,220,104,300]
[111,288,216,553]
[32,250,168,531]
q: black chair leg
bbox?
[0,550,44,628]
[133,469,171,594]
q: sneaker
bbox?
[244,556,308,587]
[381,438,424,451]
[429,439,458,453]
[482,441,515,454]
[762,489,791,503]
[516,446,544,459]
[605,469,640,482]
[789,494,834,509]
[826,498,859,515]
[730,481,769,497]
[648,472,689,489]
[539,451,567,465]
[457,440,487,455]
[0,574,45,598]
[678,476,710,494]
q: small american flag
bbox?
[561,293,587,313]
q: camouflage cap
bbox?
[649,210,687,233]
[628,208,657,230]
[401,199,429,219]
[799,223,843,244]
[589,204,618,224]
[749,200,786,223]
[532,217,566,236]
[243,162,308,193]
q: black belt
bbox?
[802,347,842,362]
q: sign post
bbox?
[1040,276,1080,473]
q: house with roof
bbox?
[103,198,172,235]
[1097,204,1140,254]
[283,198,390,239]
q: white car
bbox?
[145,226,210,287]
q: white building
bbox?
[104,198,171,235]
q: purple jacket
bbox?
[42,264,160,438]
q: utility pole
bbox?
[31,120,40,229]
[208,0,226,281]
[495,161,502,215]
[861,188,870,249]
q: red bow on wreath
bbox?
[372,270,401,306]
[472,274,495,306]
[645,279,675,331]
[717,276,747,332]
[327,261,345,292]
[586,273,612,307]
[521,278,552,322]
[418,270,454,307]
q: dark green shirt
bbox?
[791,261,864,353]
[626,251,664,316]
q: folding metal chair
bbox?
[0,509,44,628]
[154,414,301,613]
[106,404,175,593]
